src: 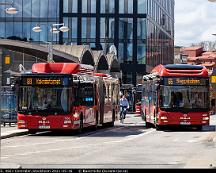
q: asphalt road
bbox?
[1,114,216,169]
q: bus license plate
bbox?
[180,122,191,125]
[39,125,50,129]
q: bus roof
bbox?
[32,63,94,75]
[151,64,208,77]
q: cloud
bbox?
[175,0,216,47]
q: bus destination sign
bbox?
[164,77,207,86]
[22,77,69,86]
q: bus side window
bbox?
[81,83,95,107]
[94,83,97,105]
[73,85,80,106]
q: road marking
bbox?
[102,129,155,144]
[123,129,155,142]
[187,140,198,143]
[1,128,155,159]
[1,127,124,149]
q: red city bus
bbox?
[141,64,210,130]
[17,63,120,134]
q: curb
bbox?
[1,130,28,139]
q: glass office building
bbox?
[1,0,175,85]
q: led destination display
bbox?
[164,77,208,86]
[21,77,70,86]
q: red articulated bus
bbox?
[17,63,120,134]
[141,64,210,130]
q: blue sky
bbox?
[175,0,216,46]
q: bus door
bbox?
[79,82,96,125]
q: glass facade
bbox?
[0,0,60,42]
[2,0,175,86]
[62,0,174,85]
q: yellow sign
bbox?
[35,79,61,85]
[211,76,216,84]
[27,78,33,85]
[168,78,173,85]
[176,79,201,85]
[4,55,11,64]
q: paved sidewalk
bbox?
[1,114,216,140]
[0,124,28,139]
[0,114,143,140]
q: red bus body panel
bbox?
[18,106,97,130]
[157,111,209,126]
[142,64,210,127]
[18,63,118,131]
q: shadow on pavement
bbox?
[27,124,147,138]
[159,125,216,132]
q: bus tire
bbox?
[28,129,37,134]
[145,122,152,128]
[79,114,84,133]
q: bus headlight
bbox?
[73,112,79,118]
[160,116,168,120]
[202,117,209,121]
[18,120,26,124]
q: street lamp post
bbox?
[32,23,69,62]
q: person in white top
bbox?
[119,95,129,121]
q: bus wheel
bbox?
[28,129,37,134]
[79,114,84,133]
[145,122,152,128]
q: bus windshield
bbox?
[160,85,209,110]
[18,87,71,114]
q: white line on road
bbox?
[102,129,155,144]
[1,128,155,160]
[123,129,155,142]
[1,127,124,149]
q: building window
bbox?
[32,0,40,18]
[64,0,78,13]
[137,42,146,64]
[82,18,96,42]
[128,0,133,14]
[138,0,147,14]
[100,0,115,13]
[0,22,5,38]
[22,0,31,17]
[40,0,48,17]
[81,0,96,13]
[48,0,59,18]
[82,0,88,13]
[119,0,133,14]
[119,18,133,39]
[100,18,114,40]
[137,18,146,39]
[6,22,13,38]
[91,0,97,13]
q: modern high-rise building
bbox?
[0,0,175,86]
